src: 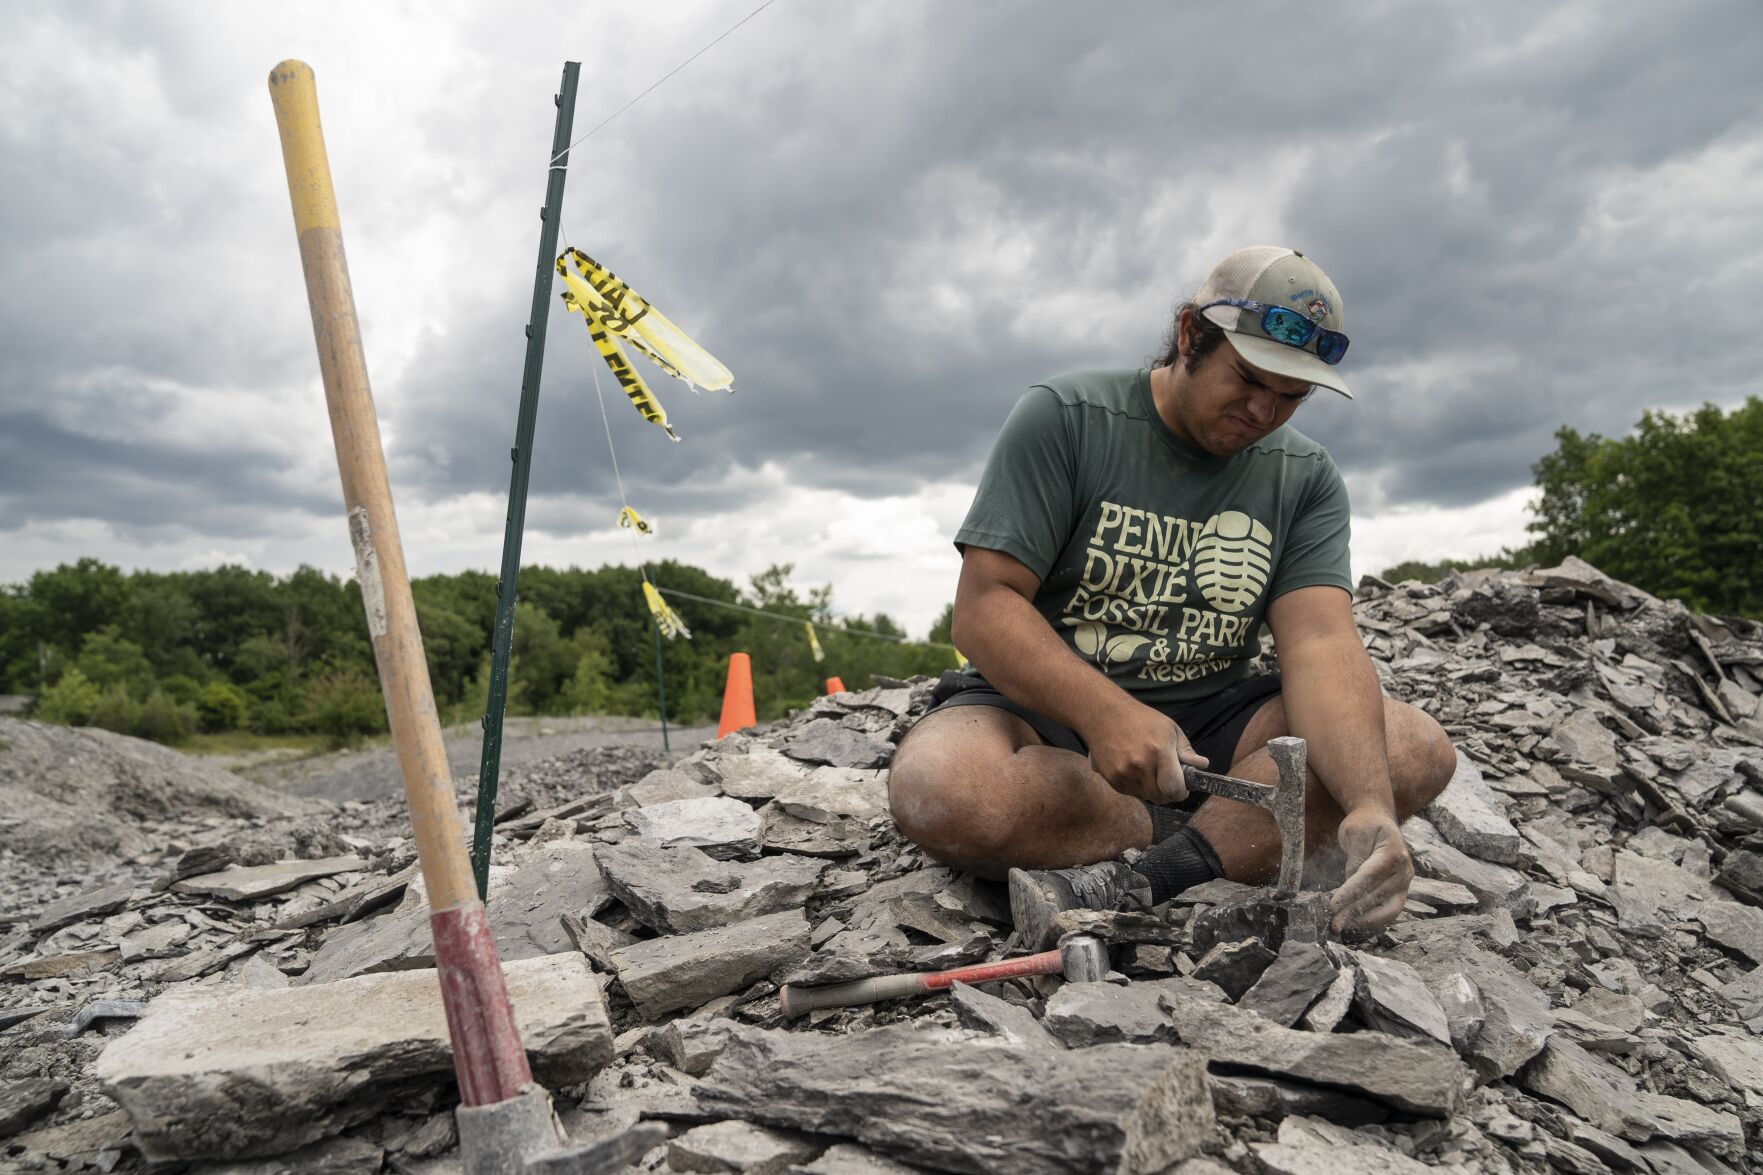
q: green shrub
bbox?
[33,667,102,726]
[304,670,388,747]
[196,681,251,732]
[137,689,197,744]
[90,683,143,736]
[159,674,203,706]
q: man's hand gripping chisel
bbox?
[1176,735,1308,898]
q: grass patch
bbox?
[182,731,336,758]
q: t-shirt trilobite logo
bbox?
[1192,510,1274,614]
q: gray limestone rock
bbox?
[668,1120,818,1173]
[593,839,827,933]
[626,797,764,859]
[1387,939,1552,1081]
[1192,937,1277,1001]
[300,840,609,984]
[188,1135,384,1174]
[693,1021,1210,1175]
[1421,750,1522,865]
[711,746,813,801]
[0,1077,67,1137]
[29,881,134,935]
[625,766,719,807]
[660,1015,737,1076]
[1208,1075,1387,1127]
[760,805,870,856]
[778,718,894,770]
[1349,951,1451,1046]
[118,918,192,962]
[1042,978,1222,1047]
[1251,1139,1431,1175]
[526,1123,672,1174]
[172,855,368,901]
[792,1142,923,1174]
[773,767,889,823]
[95,953,613,1161]
[1299,963,1357,1033]
[1687,1033,1763,1095]
[1238,941,1337,1027]
[1402,818,1532,913]
[1550,708,1623,782]
[1158,987,1473,1117]
[1519,1038,1745,1155]
[1117,1053,1218,1174]
[611,908,811,1019]
[1696,899,1763,964]
[949,982,1060,1049]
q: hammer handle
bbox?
[779,948,1065,1017]
[1183,766,1277,808]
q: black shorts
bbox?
[923,670,1283,810]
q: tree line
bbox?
[1378,397,1763,620]
[0,558,957,747]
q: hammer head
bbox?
[1182,735,1307,897]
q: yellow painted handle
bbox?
[267,59,341,233]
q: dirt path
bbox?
[229,715,718,803]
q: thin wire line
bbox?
[654,586,957,650]
[550,0,784,165]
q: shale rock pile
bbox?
[3,555,1763,1173]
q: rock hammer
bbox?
[1179,735,1307,898]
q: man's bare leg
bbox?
[888,694,1455,883]
[887,705,1152,879]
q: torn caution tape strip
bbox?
[565,291,680,441]
[557,248,735,442]
[618,506,652,535]
[643,581,691,640]
[805,622,824,663]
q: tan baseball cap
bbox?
[1195,246,1354,399]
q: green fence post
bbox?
[471,62,581,900]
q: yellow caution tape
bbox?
[953,646,967,669]
[563,291,680,441]
[557,249,734,392]
[643,582,691,640]
[618,506,652,535]
[805,622,824,663]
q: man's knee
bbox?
[887,713,1019,866]
[1389,701,1456,816]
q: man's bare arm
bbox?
[1266,585,1411,930]
[951,546,1204,802]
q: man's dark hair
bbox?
[1154,302,1229,374]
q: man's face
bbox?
[1176,323,1315,456]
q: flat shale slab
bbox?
[94,954,612,1161]
[692,1022,1213,1175]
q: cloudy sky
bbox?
[3,2,1760,635]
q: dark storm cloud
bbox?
[3,0,1760,549]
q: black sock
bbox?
[1134,826,1223,903]
[1141,800,1189,844]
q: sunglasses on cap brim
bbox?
[1199,298,1350,366]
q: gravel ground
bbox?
[233,715,718,802]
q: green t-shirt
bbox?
[955,368,1353,704]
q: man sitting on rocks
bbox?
[888,246,1457,947]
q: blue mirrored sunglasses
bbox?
[1199,298,1350,365]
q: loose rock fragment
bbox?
[667,1120,818,1173]
[1421,751,1522,864]
[1159,987,1473,1117]
[1192,937,1277,1001]
[626,796,764,858]
[28,881,134,935]
[1238,941,1337,1027]
[594,839,826,933]
[611,908,811,1019]
[172,855,367,901]
[1349,951,1451,1046]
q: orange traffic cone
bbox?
[825,676,846,695]
[717,652,757,738]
